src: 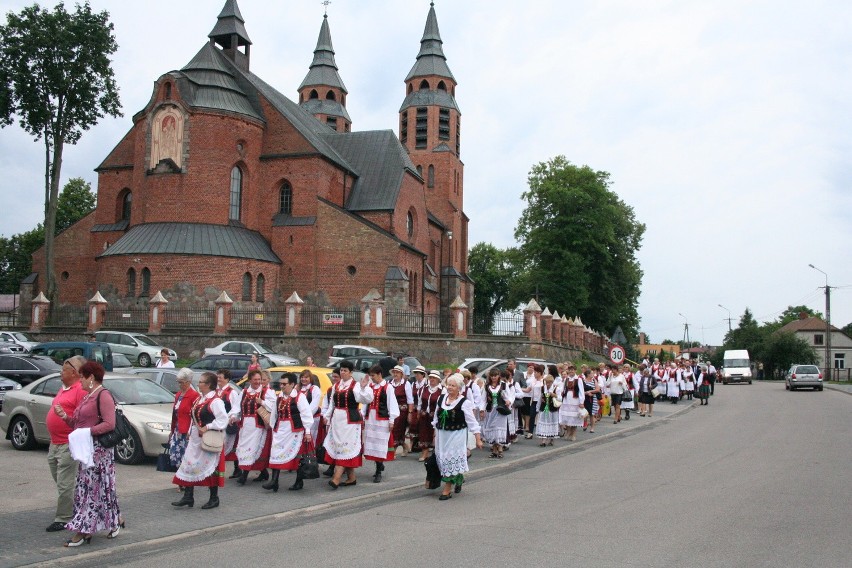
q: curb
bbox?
[824,384,852,396]
[22,400,698,567]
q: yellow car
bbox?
[236,366,334,395]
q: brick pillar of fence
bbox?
[29,292,49,332]
[87,292,108,333]
[561,316,570,346]
[569,318,579,347]
[284,291,304,335]
[450,296,468,339]
[361,290,386,337]
[214,291,233,335]
[148,291,168,334]
[584,328,592,351]
[550,311,560,344]
[523,299,542,341]
[540,307,551,342]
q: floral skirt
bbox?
[169,432,189,467]
[66,443,121,534]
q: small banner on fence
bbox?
[323,313,344,325]
[254,314,264,321]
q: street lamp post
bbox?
[808,264,831,381]
[718,304,732,332]
[678,312,690,353]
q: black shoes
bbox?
[201,487,219,509]
[236,470,248,486]
[46,522,66,532]
[172,486,194,508]
[262,470,280,492]
[252,469,269,482]
[288,477,304,491]
[322,465,334,477]
[373,462,384,483]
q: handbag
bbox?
[424,453,441,490]
[95,390,133,449]
[225,422,239,435]
[496,405,511,416]
[622,390,633,402]
[156,447,177,472]
[512,398,525,409]
[201,429,225,453]
[298,440,320,479]
[651,387,661,398]
[552,398,562,408]
[578,407,589,419]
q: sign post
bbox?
[609,344,626,365]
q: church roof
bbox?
[399,88,459,113]
[299,15,347,93]
[300,99,352,122]
[405,3,455,82]
[209,0,252,46]
[323,130,418,211]
[179,43,263,121]
[98,222,281,264]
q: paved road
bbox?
[4,382,851,567]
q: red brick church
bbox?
[29,0,471,318]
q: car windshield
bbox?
[724,359,749,368]
[105,377,174,404]
[133,335,158,347]
[796,366,820,374]
[12,333,32,342]
[255,344,275,354]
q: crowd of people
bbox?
[43,354,717,547]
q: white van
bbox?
[722,349,752,384]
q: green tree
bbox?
[761,332,818,379]
[513,156,645,337]
[468,243,519,332]
[0,178,96,293]
[722,308,766,357]
[843,322,852,338]
[0,2,121,303]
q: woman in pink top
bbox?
[53,361,123,547]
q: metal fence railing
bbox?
[162,307,215,330]
[301,307,360,332]
[470,311,525,336]
[230,309,287,331]
[103,308,149,330]
[386,310,449,334]
[45,305,88,327]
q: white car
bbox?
[94,331,177,368]
[202,340,298,366]
[0,331,37,352]
[326,344,385,367]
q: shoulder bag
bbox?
[96,390,133,448]
[255,388,272,427]
[201,429,225,453]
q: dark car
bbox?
[0,354,62,385]
[29,342,114,372]
[187,354,274,384]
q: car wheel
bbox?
[114,428,143,465]
[748,380,752,385]
[137,353,151,367]
[817,387,823,391]
[10,416,37,450]
[785,383,790,390]
[790,384,796,391]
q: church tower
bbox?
[298,14,351,132]
[400,2,469,307]
[208,0,252,71]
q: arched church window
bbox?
[256,274,265,303]
[437,81,446,91]
[326,91,336,101]
[279,181,292,215]
[242,272,252,301]
[127,268,136,297]
[140,268,151,297]
[229,166,242,221]
[310,89,319,99]
[419,79,429,91]
[428,165,435,188]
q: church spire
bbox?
[299,13,351,132]
[405,2,454,82]
[208,0,252,71]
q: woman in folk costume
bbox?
[322,360,373,488]
[582,369,600,433]
[696,366,710,405]
[432,373,483,501]
[171,372,228,510]
[168,368,200,487]
[482,368,515,458]
[298,369,322,442]
[264,373,314,492]
[318,368,340,478]
[235,369,275,485]
[363,365,401,483]
[559,366,585,441]
[654,361,667,401]
[535,374,562,446]
[389,365,413,457]
[597,363,611,419]
[416,370,443,461]
[606,366,628,424]
[216,369,241,479]
[408,366,428,452]
[620,364,636,420]
[666,363,680,403]
[681,363,694,400]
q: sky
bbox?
[0,0,850,346]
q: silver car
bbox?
[94,331,177,367]
[785,364,823,391]
[203,340,298,366]
[0,372,173,465]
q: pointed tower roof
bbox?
[406,2,455,82]
[299,14,347,93]
[209,0,252,47]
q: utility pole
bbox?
[718,304,732,333]
[809,264,831,380]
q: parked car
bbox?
[0,336,27,354]
[29,342,114,372]
[187,354,274,384]
[0,354,63,385]
[474,358,555,382]
[124,367,183,394]
[237,366,335,395]
[332,354,398,377]
[785,364,823,391]
[457,358,501,372]
[111,352,134,371]
[0,372,173,464]
[327,344,384,367]
[93,331,176,368]
[0,331,38,352]
[0,376,22,411]
[203,340,298,366]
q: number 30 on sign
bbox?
[609,345,625,365]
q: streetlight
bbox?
[808,264,831,381]
[678,312,690,352]
[718,304,732,332]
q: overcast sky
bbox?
[0,0,849,346]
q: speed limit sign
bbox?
[609,345,625,365]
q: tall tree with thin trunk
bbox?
[0,2,121,303]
